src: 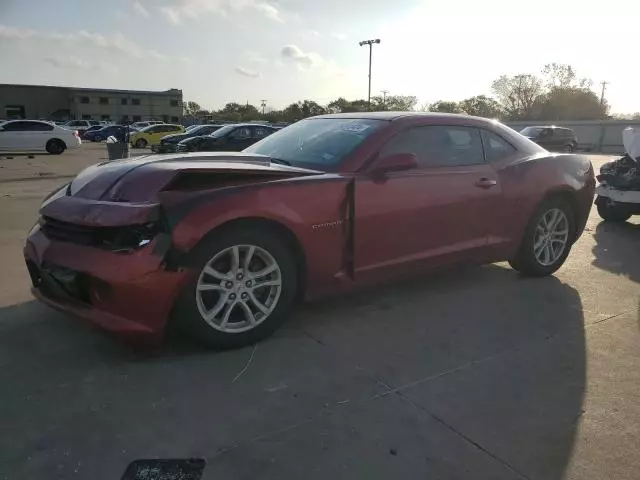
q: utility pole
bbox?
[260,100,267,115]
[597,81,609,152]
[358,38,381,110]
[381,89,389,106]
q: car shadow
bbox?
[0,264,586,480]
[592,220,640,284]
[291,264,587,480]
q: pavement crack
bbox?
[396,391,533,480]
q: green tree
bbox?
[370,95,418,111]
[183,101,201,116]
[491,74,544,120]
[327,97,368,113]
[428,100,464,113]
[537,87,608,121]
[458,95,503,118]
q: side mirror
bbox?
[371,152,418,176]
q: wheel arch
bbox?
[180,216,308,300]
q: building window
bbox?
[171,116,179,123]
[132,98,141,106]
[82,114,92,120]
[133,115,141,121]
[99,97,109,105]
[121,98,128,105]
[101,115,111,121]
[170,99,179,107]
[79,96,89,104]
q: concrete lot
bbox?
[0,145,638,480]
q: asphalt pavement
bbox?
[0,148,638,480]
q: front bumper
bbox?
[24,226,188,341]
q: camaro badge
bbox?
[312,220,343,230]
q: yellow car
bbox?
[130,124,185,148]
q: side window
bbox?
[24,121,54,131]
[2,121,29,131]
[231,127,251,139]
[481,130,516,162]
[254,127,269,138]
[379,125,484,167]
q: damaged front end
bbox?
[24,153,324,338]
[595,127,640,220]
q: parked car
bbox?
[129,124,185,148]
[176,124,278,152]
[84,125,132,143]
[80,125,104,139]
[0,119,81,154]
[595,126,640,222]
[520,126,578,152]
[62,120,101,133]
[131,121,164,130]
[24,112,595,349]
[152,124,224,153]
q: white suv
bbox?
[0,120,81,154]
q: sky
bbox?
[0,0,638,113]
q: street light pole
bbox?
[359,38,380,110]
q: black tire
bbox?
[135,138,148,148]
[170,227,298,349]
[596,197,631,223]
[562,143,574,153]
[509,197,575,277]
[46,139,66,155]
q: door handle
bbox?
[475,178,497,189]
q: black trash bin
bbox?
[106,139,130,161]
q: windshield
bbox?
[520,127,544,137]
[244,118,384,168]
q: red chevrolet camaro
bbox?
[24,113,595,348]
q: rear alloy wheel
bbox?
[135,138,148,148]
[172,228,297,349]
[509,198,575,277]
[596,197,631,222]
[46,139,66,155]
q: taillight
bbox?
[73,130,80,138]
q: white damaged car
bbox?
[595,126,640,222]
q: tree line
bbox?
[184,64,610,123]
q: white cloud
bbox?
[330,32,347,41]
[44,55,112,73]
[280,44,324,70]
[154,0,283,25]
[132,1,150,18]
[0,25,185,64]
[234,66,261,78]
[253,2,283,22]
[246,51,268,64]
[159,6,182,24]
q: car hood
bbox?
[161,133,190,144]
[65,152,322,202]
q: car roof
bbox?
[309,111,498,123]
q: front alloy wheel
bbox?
[195,245,282,333]
[171,227,298,349]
